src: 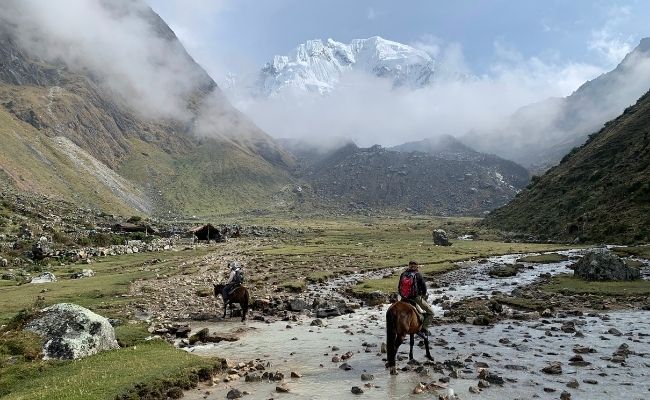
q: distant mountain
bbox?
[466,38,650,170]
[296,139,530,216]
[0,0,295,216]
[483,90,650,244]
[256,36,435,96]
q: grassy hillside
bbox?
[0,107,147,215]
[483,90,650,244]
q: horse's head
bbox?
[213,283,225,296]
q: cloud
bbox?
[226,38,607,148]
[1,0,214,121]
[366,7,376,20]
[588,5,634,66]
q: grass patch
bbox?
[0,248,211,325]
[611,245,650,259]
[351,262,457,295]
[492,295,549,311]
[542,274,650,296]
[0,340,221,400]
[516,253,569,263]
[281,279,306,293]
[114,323,150,348]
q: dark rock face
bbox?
[302,142,529,216]
[573,250,640,281]
[25,303,119,359]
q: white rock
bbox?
[26,303,119,359]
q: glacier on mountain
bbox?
[257,36,435,96]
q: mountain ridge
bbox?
[482,90,650,244]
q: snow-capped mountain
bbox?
[257,36,435,96]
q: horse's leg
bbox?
[223,300,228,318]
[241,297,248,322]
[423,335,433,361]
[409,334,415,360]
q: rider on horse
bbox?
[222,261,244,302]
[398,260,434,334]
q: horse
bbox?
[213,283,250,322]
[385,300,433,374]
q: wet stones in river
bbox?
[351,386,364,395]
[561,390,572,400]
[339,362,353,371]
[566,378,579,389]
[568,354,591,367]
[226,388,242,399]
[276,384,290,393]
[477,369,504,385]
[541,362,563,375]
[360,373,374,381]
[310,318,325,327]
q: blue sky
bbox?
[148,0,650,78]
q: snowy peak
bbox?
[258,36,435,96]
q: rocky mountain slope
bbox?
[295,139,529,216]
[483,90,650,244]
[466,38,650,170]
[256,36,435,96]
[0,0,295,216]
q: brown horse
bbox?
[385,300,433,374]
[213,283,250,322]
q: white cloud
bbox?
[227,41,606,148]
[587,4,635,66]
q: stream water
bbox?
[183,250,650,400]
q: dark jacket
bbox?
[399,270,427,298]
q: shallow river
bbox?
[183,250,650,400]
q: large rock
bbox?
[31,272,57,284]
[25,303,119,359]
[573,250,640,281]
[432,229,451,246]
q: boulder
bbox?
[1,258,8,268]
[31,272,57,284]
[289,298,308,312]
[70,269,95,279]
[32,240,52,260]
[25,303,119,359]
[572,250,640,281]
[432,229,451,246]
[364,291,389,306]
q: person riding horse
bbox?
[398,260,434,334]
[222,261,244,302]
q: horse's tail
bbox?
[386,306,397,367]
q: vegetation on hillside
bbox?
[483,90,650,244]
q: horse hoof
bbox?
[389,368,398,376]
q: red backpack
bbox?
[398,271,417,298]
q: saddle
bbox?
[402,298,424,325]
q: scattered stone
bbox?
[310,319,324,327]
[276,384,290,393]
[583,379,598,385]
[290,371,302,378]
[360,373,374,381]
[478,379,490,389]
[566,379,579,389]
[541,363,562,375]
[351,386,364,395]
[469,386,480,394]
[561,390,572,400]
[339,363,352,371]
[226,389,242,399]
